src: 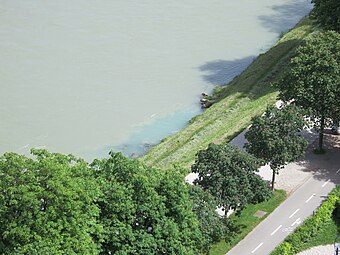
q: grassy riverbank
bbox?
[141,16,315,170]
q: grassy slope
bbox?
[141,17,315,170]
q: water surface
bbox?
[0,0,313,159]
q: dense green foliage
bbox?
[312,0,340,32]
[0,150,204,254]
[245,105,307,189]
[189,186,236,253]
[92,152,203,255]
[278,31,340,152]
[191,143,271,212]
[0,149,274,255]
[0,149,102,255]
[271,186,340,255]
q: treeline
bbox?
[0,150,200,254]
[0,149,271,254]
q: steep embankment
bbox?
[141,17,315,170]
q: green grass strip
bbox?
[208,190,287,255]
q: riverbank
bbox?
[141,16,315,170]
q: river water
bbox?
[0,0,312,160]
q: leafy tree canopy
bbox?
[0,149,102,255]
[189,185,236,253]
[191,143,271,212]
[91,152,203,255]
[0,150,206,255]
[312,0,340,32]
[277,31,340,151]
[245,105,308,189]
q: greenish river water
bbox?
[0,0,312,159]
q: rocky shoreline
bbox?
[200,92,214,108]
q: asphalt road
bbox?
[227,166,340,255]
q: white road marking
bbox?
[289,208,300,219]
[322,179,330,187]
[336,169,340,174]
[251,242,263,253]
[291,217,301,227]
[270,225,282,236]
[305,194,315,203]
[282,226,294,233]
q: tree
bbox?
[312,0,340,32]
[277,31,340,152]
[0,149,102,255]
[91,152,203,255]
[245,105,308,190]
[0,149,205,254]
[191,143,271,212]
[189,185,236,253]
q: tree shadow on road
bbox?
[297,133,340,184]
